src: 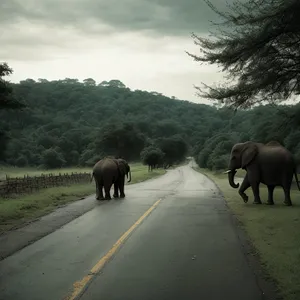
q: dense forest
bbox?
[1,78,300,170]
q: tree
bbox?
[41,148,66,169]
[197,133,237,169]
[96,122,146,161]
[83,78,96,86]
[187,0,300,109]
[156,136,188,167]
[79,149,101,166]
[0,130,9,161]
[15,155,28,167]
[0,62,25,161]
[0,63,25,110]
[206,140,233,170]
[152,120,182,138]
[99,80,126,89]
[140,146,165,171]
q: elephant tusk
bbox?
[223,170,232,174]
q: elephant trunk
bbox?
[224,169,239,189]
[127,170,131,183]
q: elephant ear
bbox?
[116,159,126,175]
[241,143,258,168]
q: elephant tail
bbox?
[90,172,94,183]
[294,168,300,191]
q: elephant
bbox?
[225,141,300,206]
[91,157,131,200]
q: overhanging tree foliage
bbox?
[187,0,300,109]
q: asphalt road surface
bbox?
[0,162,268,300]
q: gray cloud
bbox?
[1,0,230,36]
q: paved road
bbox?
[0,163,267,300]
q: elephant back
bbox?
[92,158,118,174]
[265,141,282,147]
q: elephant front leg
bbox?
[113,182,119,198]
[119,176,125,198]
[267,185,275,205]
[283,186,292,206]
[238,175,250,203]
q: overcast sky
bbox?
[1,0,230,103]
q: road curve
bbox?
[0,163,267,300]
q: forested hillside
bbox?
[1,78,300,170]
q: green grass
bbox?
[0,166,91,180]
[127,163,166,184]
[0,184,95,233]
[0,163,166,233]
[196,167,300,300]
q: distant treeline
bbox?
[1,78,300,170]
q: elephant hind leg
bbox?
[104,182,112,200]
[113,182,119,198]
[282,173,293,206]
[96,179,104,200]
[266,185,275,205]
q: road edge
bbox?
[193,167,282,300]
[0,168,171,262]
[0,194,100,261]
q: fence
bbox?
[0,172,92,198]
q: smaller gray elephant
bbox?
[91,157,131,200]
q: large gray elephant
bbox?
[91,157,131,200]
[225,141,300,206]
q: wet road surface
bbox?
[0,163,264,300]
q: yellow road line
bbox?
[64,199,161,300]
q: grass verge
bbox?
[0,184,95,233]
[0,166,92,179]
[195,167,300,300]
[127,163,166,184]
[0,164,166,233]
